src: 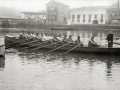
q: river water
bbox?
[0,28,120,90]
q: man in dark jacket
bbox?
[106,30,114,48]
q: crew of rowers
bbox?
[19,30,99,47]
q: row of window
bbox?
[72,14,104,19]
[47,16,57,20]
[72,19,104,23]
[47,19,57,22]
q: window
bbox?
[88,15,91,22]
[100,19,103,23]
[88,19,91,22]
[77,15,80,22]
[101,14,103,19]
[55,7,57,10]
[83,14,85,19]
[83,19,85,22]
[95,14,97,19]
[55,16,57,22]
[72,15,75,22]
[100,14,103,23]
[89,15,91,19]
[52,3,53,8]
[83,14,85,22]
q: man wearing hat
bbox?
[19,30,25,39]
[106,30,114,48]
[67,35,74,44]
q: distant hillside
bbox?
[0,6,20,18]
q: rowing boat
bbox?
[5,35,120,55]
[0,45,5,57]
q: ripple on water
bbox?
[1,31,120,90]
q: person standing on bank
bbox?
[106,30,114,48]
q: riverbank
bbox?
[1,24,120,33]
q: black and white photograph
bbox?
[0,0,120,90]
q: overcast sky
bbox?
[0,0,118,11]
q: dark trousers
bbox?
[108,41,113,48]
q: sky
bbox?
[0,0,118,12]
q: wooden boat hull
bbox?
[0,45,5,57]
[5,35,120,55]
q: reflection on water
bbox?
[0,28,120,90]
[2,50,120,90]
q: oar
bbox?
[61,45,79,55]
[19,39,52,50]
[48,43,70,52]
[31,41,61,51]
[113,42,120,45]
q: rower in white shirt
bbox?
[30,32,35,40]
[41,33,46,41]
[57,34,63,41]
[35,33,42,40]
[44,33,49,40]
[19,30,25,39]
[26,31,32,40]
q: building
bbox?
[107,8,120,24]
[32,17,46,24]
[69,7,108,25]
[20,11,46,19]
[46,0,69,25]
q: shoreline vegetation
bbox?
[1,23,120,33]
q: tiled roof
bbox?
[21,11,46,15]
[107,8,120,12]
[46,0,69,7]
[70,6,108,11]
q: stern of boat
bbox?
[4,35,16,49]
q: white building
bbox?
[20,11,46,19]
[69,7,108,25]
[33,17,46,23]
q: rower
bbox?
[30,32,35,40]
[57,34,62,41]
[45,33,50,40]
[49,33,53,40]
[42,33,47,41]
[52,35,61,43]
[26,31,32,40]
[35,33,41,40]
[19,30,25,39]
[67,35,74,44]
[75,36,83,46]
[88,36,99,47]
[62,35,67,44]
